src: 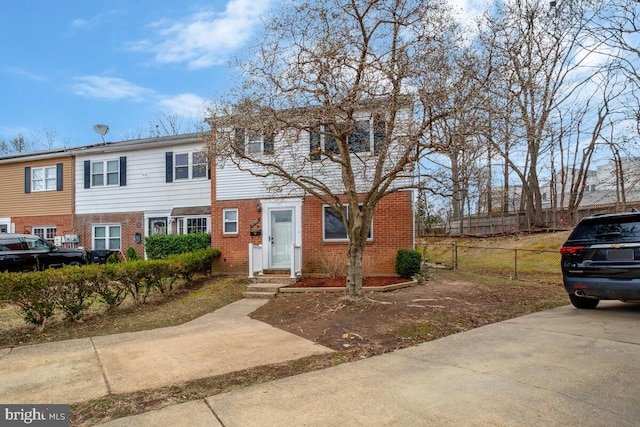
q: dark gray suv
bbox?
[561,211,640,309]
[0,233,87,272]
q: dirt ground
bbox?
[250,272,569,358]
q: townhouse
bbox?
[0,133,211,256]
[1,104,416,276]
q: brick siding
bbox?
[75,212,145,256]
[211,191,414,276]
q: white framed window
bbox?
[323,205,372,241]
[174,152,208,180]
[31,166,57,192]
[223,209,238,234]
[92,160,119,187]
[32,226,57,245]
[176,217,210,234]
[234,128,275,155]
[93,224,121,250]
[309,116,386,159]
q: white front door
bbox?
[269,209,293,268]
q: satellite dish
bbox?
[93,124,110,143]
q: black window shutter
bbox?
[264,133,275,155]
[84,161,91,189]
[234,128,245,153]
[24,167,31,193]
[119,156,127,186]
[165,152,173,183]
[310,129,321,161]
[56,163,63,191]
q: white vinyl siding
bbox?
[76,141,210,214]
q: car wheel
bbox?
[569,294,600,309]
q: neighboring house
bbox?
[74,133,211,257]
[0,148,76,245]
[209,107,415,277]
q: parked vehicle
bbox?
[0,233,87,272]
[560,210,640,309]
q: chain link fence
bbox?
[419,242,561,284]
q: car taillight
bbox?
[560,245,585,255]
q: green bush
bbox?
[47,266,96,321]
[145,233,212,259]
[395,249,422,279]
[126,247,141,261]
[167,248,220,286]
[0,247,221,329]
[3,271,57,330]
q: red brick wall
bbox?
[211,191,414,276]
[211,199,262,273]
[75,212,145,256]
[13,215,75,238]
[302,191,414,275]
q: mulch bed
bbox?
[285,276,408,288]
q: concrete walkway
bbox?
[102,301,640,427]
[0,299,333,404]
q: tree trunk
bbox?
[345,237,365,298]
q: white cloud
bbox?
[4,67,45,81]
[156,93,207,117]
[128,0,272,70]
[71,76,154,100]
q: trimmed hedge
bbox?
[145,233,212,260]
[395,249,422,279]
[0,248,221,330]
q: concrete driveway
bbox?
[105,300,640,426]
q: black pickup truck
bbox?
[0,233,87,272]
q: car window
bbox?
[24,237,51,250]
[570,219,640,241]
[0,239,23,251]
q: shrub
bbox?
[145,233,212,259]
[4,271,57,331]
[95,263,128,308]
[106,251,120,264]
[126,247,141,261]
[167,248,220,286]
[47,266,96,321]
[395,249,422,279]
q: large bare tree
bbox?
[478,0,603,228]
[207,0,457,297]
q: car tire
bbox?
[569,294,600,309]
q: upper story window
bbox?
[83,157,126,189]
[166,151,209,182]
[24,163,63,193]
[234,128,275,155]
[32,166,57,191]
[310,116,386,160]
[92,160,119,186]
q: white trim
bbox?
[261,198,303,269]
[223,208,239,235]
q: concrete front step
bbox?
[247,275,297,285]
[243,281,289,299]
[242,291,278,299]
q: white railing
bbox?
[248,243,302,278]
[248,243,263,278]
[293,244,302,278]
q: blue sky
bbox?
[0,0,486,150]
[0,0,272,148]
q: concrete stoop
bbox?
[243,275,298,299]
